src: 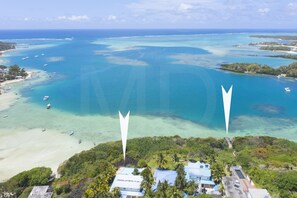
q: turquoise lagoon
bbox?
[1,29,297,142]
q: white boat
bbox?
[34,55,39,58]
[70,131,74,136]
[277,75,281,79]
[22,56,29,60]
[41,53,45,56]
[285,87,291,92]
[43,64,48,67]
[43,96,49,101]
[47,103,51,109]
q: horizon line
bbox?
[1,28,297,31]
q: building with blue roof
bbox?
[185,162,215,187]
[152,169,177,191]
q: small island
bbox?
[270,54,297,60]
[0,41,16,56]
[249,35,297,53]
[250,35,297,40]
[221,62,297,78]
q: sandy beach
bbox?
[0,128,92,182]
[0,70,36,112]
[0,70,94,181]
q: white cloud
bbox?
[23,17,32,22]
[107,15,117,21]
[128,0,234,23]
[257,8,270,15]
[288,2,297,9]
[56,15,89,22]
[178,3,193,13]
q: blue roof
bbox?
[152,170,177,191]
[185,166,211,178]
[213,184,220,191]
[200,179,215,185]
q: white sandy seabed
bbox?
[1,69,297,181]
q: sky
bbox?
[0,0,296,29]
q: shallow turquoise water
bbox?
[1,29,297,131]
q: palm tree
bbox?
[175,164,187,190]
[211,163,224,184]
[111,187,121,198]
[157,153,168,170]
[155,181,170,197]
[141,167,155,196]
[173,153,179,163]
[168,186,183,198]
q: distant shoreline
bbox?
[0,69,48,112]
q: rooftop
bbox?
[185,162,212,178]
[111,174,143,190]
[248,188,271,198]
[28,186,53,198]
[153,169,177,191]
[110,167,145,197]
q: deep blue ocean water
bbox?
[1,29,297,130]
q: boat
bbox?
[22,56,29,60]
[277,75,281,79]
[43,96,49,101]
[69,131,74,136]
[43,64,48,67]
[41,53,45,56]
[78,139,82,144]
[285,87,291,92]
[42,128,46,132]
[47,103,51,109]
[34,55,39,58]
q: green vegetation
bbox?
[250,35,297,40]
[248,35,297,52]
[259,45,291,51]
[221,62,297,77]
[271,54,297,60]
[1,136,297,197]
[0,64,28,82]
[0,167,52,197]
[249,42,280,46]
[0,41,15,53]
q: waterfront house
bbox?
[110,167,145,198]
[152,169,177,191]
[28,186,53,198]
[185,162,215,187]
[0,68,6,76]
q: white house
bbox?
[110,167,145,198]
[28,186,53,198]
[0,68,6,76]
[185,162,215,187]
[248,188,271,198]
